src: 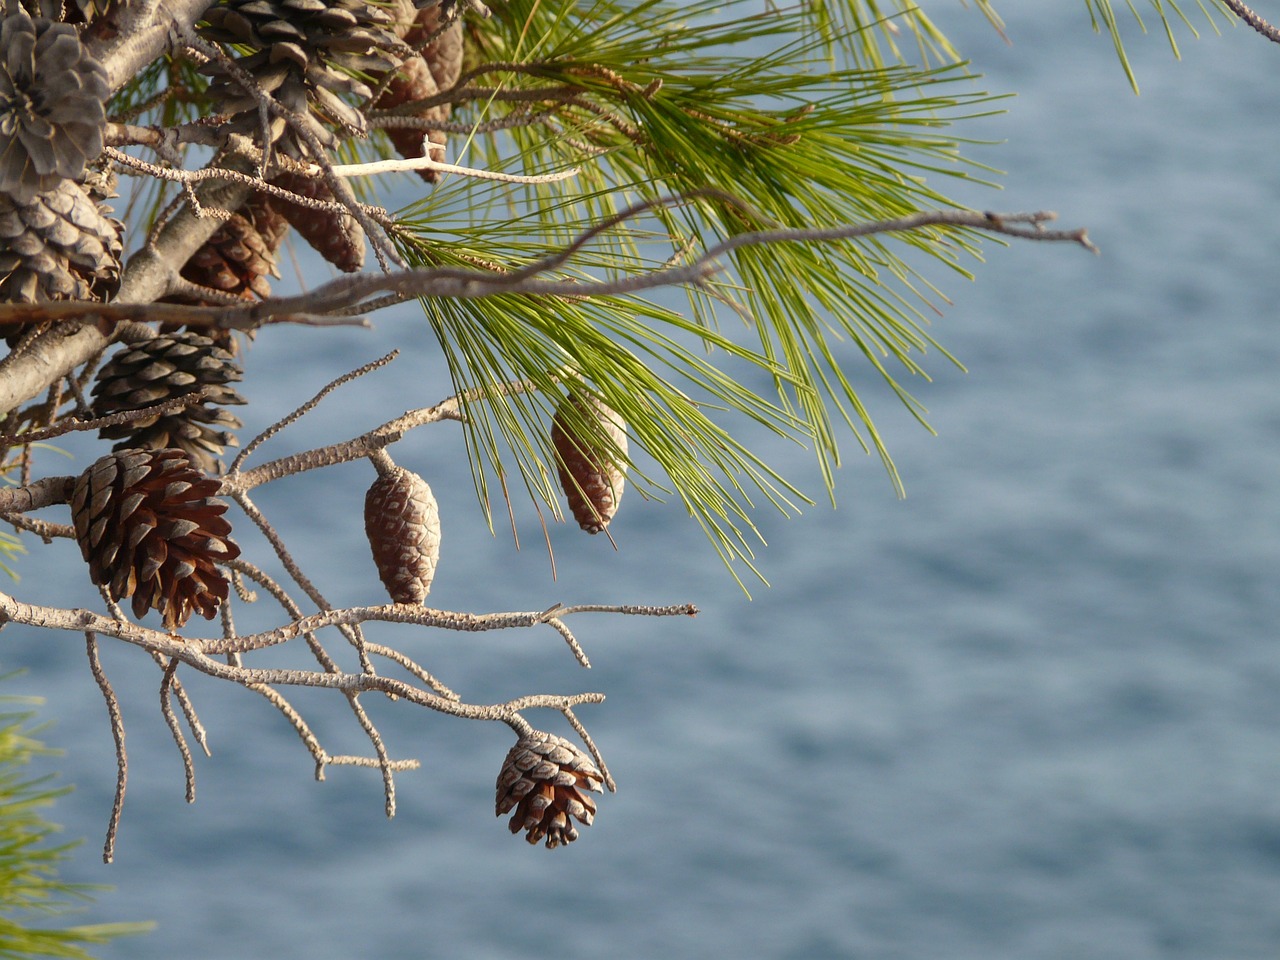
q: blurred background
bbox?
[7,5,1280,958]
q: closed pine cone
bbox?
[375,3,464,182]
[551,392,628,534]
[364,464,440,603]
[267,171,364,273]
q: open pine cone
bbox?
[90,332,246,474]
[0,178,122,305]
[71,449,241,629]
[495,730,603,849]
[199,0,418,151]
[0,9,108,200]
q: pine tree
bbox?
[0,0,1256,865]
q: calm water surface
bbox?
[7,7,1280,959]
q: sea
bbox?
[5,5,1279,958]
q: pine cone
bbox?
[0,10,108,201]
[375,4,463,182]
[199,0,417,151]
[364,463,440,603]
[90,333,247,474]
[71,449,241,629]
[551,393,628,534]
[174,197,287,302]
[496,730,602,849]
[0,178,123,305]
[158,193,285,352]
[267,171,364,273]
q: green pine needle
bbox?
[0,690,152,958]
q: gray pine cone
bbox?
[495,730,603,849]
[0,10,108,200]
[71,449,241,629]
[0,177,122,304]
[200,0,420,150]
[91,333,247,474]
[364,463,440,604]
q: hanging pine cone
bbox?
[71,449,241,629]
[158,193,285,353]
[0,178,123,306]
[364,462,440,603]
[199,0,417,152]
[551,392,628,534]
[90,333,247,474]
[374,3,463,183]
[267,171,365,273]
[495,730,603,849]
[0,9,108,201]
[174,196,287,302]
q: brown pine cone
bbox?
[551,392,628,534]
[0,178,122,306]
[495,730,602,849]
[175,196,287,302]
[375,4,463,183]
[90,332,246,474]
[364,463,440,603]
[267,172,364,273]
[71,449,241,629]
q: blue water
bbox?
[7,6,1280,959]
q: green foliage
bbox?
[0,688,151,958]
[391,0,1008,577]
[97,0,1238,582]
[1082,0,1234,91]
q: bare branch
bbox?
[85,633,127,864]
[0,390,211,446]
[158,657,197,803]
[562,706,616,793]
[0,207,1095,343]
[230,351,399,474]
[1222,0,1280,43]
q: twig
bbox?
[229,351,398,474]
[323,150,582,185]
[545,616,591,668]
[0,390,211,446]
[221,367,564,496]
[151,650,210,758]
[1222,0,1280,42]
[562,705,616,792]
[231,490,374,675]
[158,657,197,803]
[363,642,459,700]
[349,693,398,818]
[85,632,127,864]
